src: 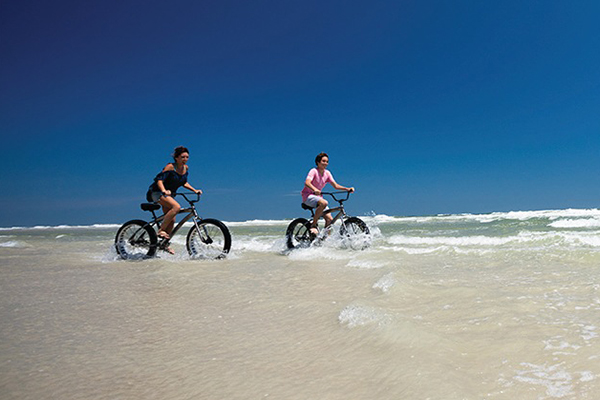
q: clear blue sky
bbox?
[1,0,599,226]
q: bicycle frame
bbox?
[116,191,232,259]
[286,190,369,250]
[308,191,351,227]
[145,193,204,239]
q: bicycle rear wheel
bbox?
[286,217,313,249]
[340,217,371,250]
[115,219,157,260]
[186,219,231,259]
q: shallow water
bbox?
[1,210,600,399]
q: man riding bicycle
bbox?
[301,152,354,236]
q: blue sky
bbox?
[1,0,599,226]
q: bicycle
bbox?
[115,192,231,260]
[285,191,370,250]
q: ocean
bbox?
[1,209,600,399]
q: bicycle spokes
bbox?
[116,192,231,260]
[186,219,231,259]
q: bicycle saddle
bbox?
[301,203,314,211]
[141,203,161,212]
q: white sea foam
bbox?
[0,224,121,231]
[0,240,27,248]
[559,232,600,247]
[385,231,600,249]
[224,219,290,227]
[453,247,495,255]
[543,337,581,352]
[579,371,595,382]
[287,246,353,261]
[346,258,386,269]
[387,234,517,246]
[360,214,401,224]
[494,209,600,221]
[338,304,391,328]
[580,325,598,342]
[373,273,396,293]
[385,245,450,254]
[513,362,573,398]
[549,218,600,228]
[381,208,600,225]
[232,236,283,252]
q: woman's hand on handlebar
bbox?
[347,187,355,193]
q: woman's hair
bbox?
[315,152,329,165]
[172,146,189,160]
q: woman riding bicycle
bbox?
[301,152,354,236]
[147,146,202,250]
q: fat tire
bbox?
[115,219,158,260]
[340,217,370,250]
[286,217,313,249]
[341,217,370,236]
[186,218,232,259]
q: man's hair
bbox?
[315,152,329,165]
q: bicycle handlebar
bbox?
[172,192,201,204]
[321,191,353,203]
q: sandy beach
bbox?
[2,211,600,399]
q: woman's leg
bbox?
[158,196,181,237]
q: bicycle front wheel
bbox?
[186,219,232,259]
[340,217,371,249]
[115,219,157,260]
[286,217,313,249]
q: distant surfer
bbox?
[301,152,355,236]
[147,146,202,253]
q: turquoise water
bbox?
[1,209,600,399]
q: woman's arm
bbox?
[183,182,202,194]
[156,180,169,196]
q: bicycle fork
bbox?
[190,210,213,245]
